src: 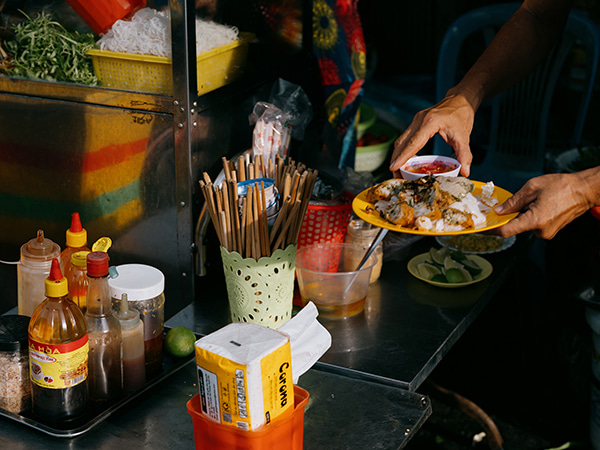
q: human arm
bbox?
[389,0,573,177]
[493,166,600,239]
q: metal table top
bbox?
[176,234,532,392]
[0,361,431,449]
[0,233,530,448]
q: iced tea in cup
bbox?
[295,243,377,318]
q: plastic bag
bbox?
[249,79,312,165]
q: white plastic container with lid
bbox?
[109,264,165,377]
[18,230,61,317]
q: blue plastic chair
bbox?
[433,3,600,192]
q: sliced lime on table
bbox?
[417,263,442,280]
[429,246,450,266]
[462,257,482,276]
[443,256,463,271]
[445,268,464,283]
[431,274,447,283]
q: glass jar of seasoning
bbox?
[345,218,383,283]
[0,315,32,414]
[109,264,165,378]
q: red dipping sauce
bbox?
[405,160,458,174]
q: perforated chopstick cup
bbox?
[220,244,297,329]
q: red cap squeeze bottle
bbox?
[66,213,87,249]
[45,258,68,298]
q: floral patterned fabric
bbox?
[312,0,366,168]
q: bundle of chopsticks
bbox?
[199,153,318,260]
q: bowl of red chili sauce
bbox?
[400,155,461,180]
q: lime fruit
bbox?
[457,267,473,282]
[429,246,450,266]
[461,257,482,276]
[431,274,448,283]
[165,326,196,358]
[450,250,466,262]
[443,256,463,271]
[417,263,442,280]
[445,268,464,283]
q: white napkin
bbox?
[279,302,332,384]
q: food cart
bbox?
[0,1,538,448]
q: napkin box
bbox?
[194,323,294,431]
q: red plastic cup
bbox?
[187,385,309,450]
[65,0,147,35]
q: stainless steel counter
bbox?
[175,234,532,392]
[0,233,531,448]
[0,360,431,449]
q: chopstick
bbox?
[199,156,318,260]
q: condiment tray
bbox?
[0,327,200,438]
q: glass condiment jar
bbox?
[85,252,122,403]
[345,218,383,283]
[0,315,32,414]
[18,230,61,317]
[28,259,89,423]
[109,264,165,378]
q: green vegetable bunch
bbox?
[6,11,98,85]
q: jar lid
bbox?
[0,315,30,351]
[108,264,165,300]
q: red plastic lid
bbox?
[64,0,147,35]
[87,251,109,277]
[592,206,600,221]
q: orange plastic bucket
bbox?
[187,385,309,450]
[65,0,146,35]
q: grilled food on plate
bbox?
[366,176,499,232]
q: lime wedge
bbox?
[457,267,473,282]
[429,246,450,266]
[445,268,464,283]
[417,263,442,280]
[431,274,447,283]
[462,257,482,276]
[443,256,463,271]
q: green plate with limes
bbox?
[407,252,493,288]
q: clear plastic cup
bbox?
[295,243,377,319]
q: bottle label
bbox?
[29,334,89,389]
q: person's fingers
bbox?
[389,127,437,171]
[449,138,472,177]
[494,212,530,238]
[494,186,536,215]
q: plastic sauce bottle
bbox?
[115,293,145,395]
[18,230,61,317]
[85,252,122,403]
[28,259,89,423]
[64,251,91,314]
[109,264,165,378]
[60,212,90,276]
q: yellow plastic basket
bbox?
[88,32,255,95]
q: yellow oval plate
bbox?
[352,180,518,236]
[407,253,493,288]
